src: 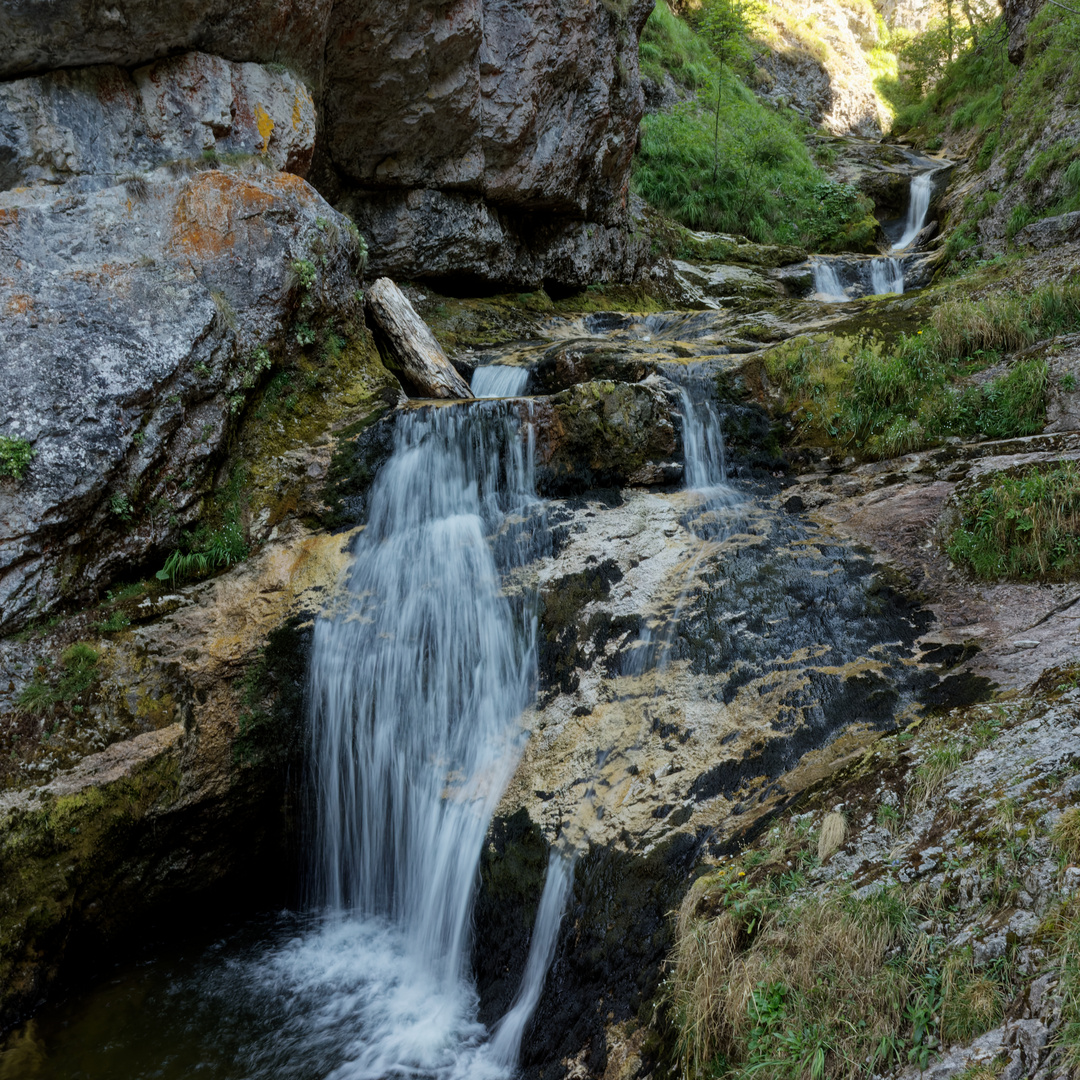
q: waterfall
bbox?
[870,257,905,296]
[814,256,905,301]
[471,365,530,398]
[812,260,848,301]
[303,401,550,1078]
[892,170,936,252]
[679,387,729,491]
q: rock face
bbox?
[0,523,353,1027]
[1,0,657,288]
[0,51,317,189]
[754,0,886,138]
[0,0,335,81]
[0,52,371,634]
[1004,0,1048,64]
[877,0,936,32]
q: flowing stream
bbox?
[0,153,954,1080]
[811,165,940,301]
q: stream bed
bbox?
[0,159,979,1078]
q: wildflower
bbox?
[738,871,746,877]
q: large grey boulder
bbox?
[0,0,657,287]
[0,0,335,81]
[0,165,366,634]
[342,187,658,290]
[321,0,650,223]
[0,51,316,191]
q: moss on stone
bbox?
[0,748,183,1026]
[676,231,808,268]
[232,616,312,772]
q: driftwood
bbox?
[366,278,473,399]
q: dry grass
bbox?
[669,878,919,1079]
[1053,806,1080,865]
[906,744,969,816]
[817,812,847,862]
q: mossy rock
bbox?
[676,230,808,269]
[531,381,679,496]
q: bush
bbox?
[633,3,875,248]
[16,642,101,716]
[156,469,250,585]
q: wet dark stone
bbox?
[517,833,699,1080]
[538,559,627,701]
[473,809,551,1028]
[919,641,982,669]
[319,408,395,529]
[783,495,805,513]
[918,671,998,710]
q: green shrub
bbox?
[156,469,250,586]
[947,461,1080,580]
[762,280,1075,457]
[0,435,34,481]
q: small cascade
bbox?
[300,401,553,1078]
[870,257,905,296]
[812,260,849,301]
[471,365,530,398]
[813,256,906,301]
[679,387,729,491]
[892,170,937,252]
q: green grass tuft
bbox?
[948,461,1080,581]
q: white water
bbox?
[812,260,849,301]
[296,403,553,1079]
[870,257,905,296]
[471,365,530,398]
[892,170,936,252]
[814,256,905,301]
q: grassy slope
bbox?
[893,6,1080,261]
[633,2,878,250]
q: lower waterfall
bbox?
[303,402,550,1078]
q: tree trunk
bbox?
[366,278,473,399]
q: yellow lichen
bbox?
[255,104,274,154]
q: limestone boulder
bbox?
[0,166,367,634]
[0,51,317,190]
[527,379,682,495]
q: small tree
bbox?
[698,0,761,179]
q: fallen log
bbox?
[365,278,473,399]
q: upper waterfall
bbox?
[892,169,938,252]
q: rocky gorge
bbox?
[3,0,1080,1078]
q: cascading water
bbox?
[870,257,905,296]
[812,260,848,301]
[471,365,531,398]
[301,401,551,1078]
[813,256,905,301]
[892,170,936,252]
